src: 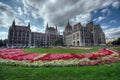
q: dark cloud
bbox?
[0,2,22,39]
[0,0,120,39]
[0,2,15,17]
[105,27,120,39]
[22,0,114,27]
[111,31,120,36]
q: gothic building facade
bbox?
[63,22,106,46]
[7,20,62,48]
[8,20,105,48]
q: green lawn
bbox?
[1,62,120,80]
[1,46,120,80]
[24,46,103,54]
[115,47,120,51]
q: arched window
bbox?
[73,41,75,46]
[77,41,79,46]
[10,29,14,35]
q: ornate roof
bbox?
[11,19,30,31]
[65,22,72,31]
[14,25,30,31]
[47,27,56,31]
[73,22,81,31]
[86,22,93,27]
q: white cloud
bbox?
[104,27,120,39]
[70,13,91,25]
[93,16,105,22]
[25,19,30,24]
[101,8,110,17]
[110,20,117,23]
[101,25,108,29]
[30,25,45,33]
[112,0,120,8]
[0,2,15,27]
[0,2,22,27]
[0,32,8,39]
[101,8,109,13]
[22,0,46,19]
[98,17,105,21]
[1,0,118,39]
[0,2,23,39]
[22,0,114,29]
[17,7,23,16]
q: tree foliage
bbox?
[54,38,63,46]
[112,37,120,45]
[0,39,8,47]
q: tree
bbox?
[0,39,8,47]
[0,39,3,47]
[54,38,63,46]
[54,39,60,46]
[112,40,117,45]
[112,37,120,45]
[117,37,120,44]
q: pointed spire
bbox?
[87,21,94,27]
[28,22,30,27]
[56,25,57,31]
[67,21,70,25]
[46,22,48,29]
[45,22,49,33]
[12,19,15,26]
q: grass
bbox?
[1,62,120,80]
[24,46,103,54]
[114,47,120,51]
[1,46,120,80]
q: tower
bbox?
[46,22,48,29]
[45,22,49,33]
[64,21,73,35]
[12,19,15,26]
[56,25,57,32]
[28,22,30,28]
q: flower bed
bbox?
[0,48,120,67]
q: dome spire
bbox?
[28,22,30,28]
[65,21,72,31]
[67,21,70,25]
[56,25,57,31]
[12,19,15,26]
[46,22,48,29]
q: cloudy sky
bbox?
[0,0,120,40]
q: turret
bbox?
[86,21,94,27]
[67,21,70,25]
[46,22,48,29]
[12,19,15,26]
[28,22,30,28]
[64,21,73,35]
[56,25,57,31]
[45,23,49,33]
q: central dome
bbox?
[65,22,72,31]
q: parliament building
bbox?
[7,20,62,48]
[63,22,106,46]
[7,20,106,48]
